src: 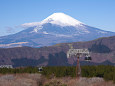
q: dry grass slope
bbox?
[0,74,115,86]
[0,74,41,86]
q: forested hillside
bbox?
[0,36,115,67]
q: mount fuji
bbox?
[0,13,115,48]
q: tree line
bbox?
[42,65,115,83]
[0,67,38,74]
[0,65,115,83]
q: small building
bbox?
[0,65,13,68]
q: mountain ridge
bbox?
[0,12,115,48]
[0,35,115,67]
[22,12,83,27]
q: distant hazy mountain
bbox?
[0,13,115,48]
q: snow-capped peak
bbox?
[41,13,83,26]
[22,12,83,27]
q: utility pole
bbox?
[67,44,91,79]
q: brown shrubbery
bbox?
[42,65,115,83]
[0,65,115,83]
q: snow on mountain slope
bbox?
[22,13,88,34]
[41,13,83,26]
[0,12,115,48]
[22,13,83,27]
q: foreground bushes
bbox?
[42,65,115,83]
[0,65,115,83]
[44,80,67,86]
[41,66,76,77]
[0,67,38,74]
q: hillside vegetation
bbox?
[0,36,115,66]
[0,66,115,83]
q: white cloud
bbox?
[21,22,40,28]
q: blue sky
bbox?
[0,0,115,36]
